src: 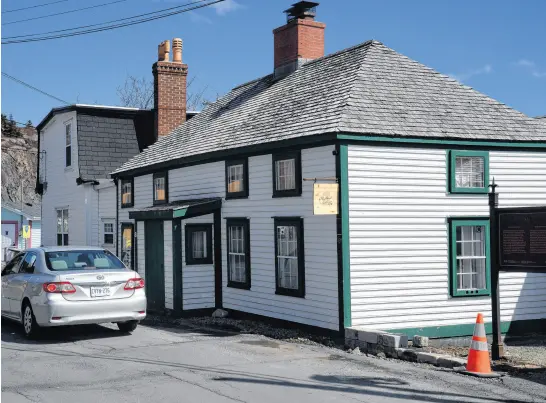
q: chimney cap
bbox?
[284,1,319,22]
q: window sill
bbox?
[451,289,490,297]
[225,194,248,200]
[272,192,302,198]
[153,200,168,206]
[275,288,305,298]
[227,281,251,290]
[449,187,488,195]
[121,204,134,209]
[186,259,213,266]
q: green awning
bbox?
[129,198,222,221]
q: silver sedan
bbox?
[1,246,146,338]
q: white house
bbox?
[111,2,546,338]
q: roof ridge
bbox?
[303,39,377,68]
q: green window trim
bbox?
[449,218,491,297]
[447,150,489,194]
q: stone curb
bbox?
[393,347,468,369]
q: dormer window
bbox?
[153,172,168,205]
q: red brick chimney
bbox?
[153,38,188,137]
[273,2,325,78]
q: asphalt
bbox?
[1,318,545,403]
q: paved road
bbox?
[2,319,545,403]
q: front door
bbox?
[145,221,165,312]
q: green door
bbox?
[145,220,165,312]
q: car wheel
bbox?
[22,302,40,339]
[117,321,138,333]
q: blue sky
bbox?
[2,0,545,126]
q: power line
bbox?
[2,0,71,14]
[2,0,128,26]
[2,0,222,44]
[2,72,70,104]
[5,0,205,39]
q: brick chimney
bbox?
[153,38,188,137]
[273,1,325,78]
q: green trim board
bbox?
[337,134,546,149]
[449,218,491,297]
[387,318,546,339]
[447,150,489,194]
[339,144,351,328]
[129,198,222,221]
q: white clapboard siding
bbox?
[182,214,215,310]
[222,145,339,330]
[136,221,145,282]
[30,222,41,248]
[98,183,116,253]
[40,111,88,247]
[170,162,225,199]
[347,145,546,330]
[164,221,173,309]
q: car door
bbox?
[1,253,24,317]
[9,252,37,318]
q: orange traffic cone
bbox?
[466,313,492,374]
[458,313,500,378]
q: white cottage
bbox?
[112,2,546,338]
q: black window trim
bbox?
[274,216,305,298]
[120,177,134,208]
[185,224,213,265]
[153,171,168,205]
[226,217,251,290]
[272,150,302,198]
[225,157,249,199]
[121,222,135,271]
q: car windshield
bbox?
[45,250,127,271]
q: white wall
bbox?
[122,145,339,330]
[347,145,546,330]
[40,111,88,247]
[181,214,215,310]
[97,182,116,253]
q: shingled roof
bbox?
[113,40,546,176]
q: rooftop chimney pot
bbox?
[158,40,170,62]
[172,38,183,63]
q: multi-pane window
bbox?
[272,151,301,197]
[153,172,167,204]
[121,179,133,207]
[449,219,490,297]
[185,224,213,265]
[103,222,114,245]
[121,224,134,270]
[274,217,304,297]
[56,208,69,246]
[448,151,489,194]
[65,124,72,167]
[226,218,250,289]
[225,159,248,198]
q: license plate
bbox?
[90,287,111,298]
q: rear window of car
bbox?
[45,250,127,271]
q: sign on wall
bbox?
[313,183,338,215]
[498,209,546,272]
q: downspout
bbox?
[114,178,119,256]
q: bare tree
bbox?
[117,74,213,110]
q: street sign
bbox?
[498,208,546,272]
[22,225,31,239]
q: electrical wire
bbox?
[2,0,71,14]
[3,0,129,26]
[2,72,70,104]
[4,0,205,39]
[2,0,222,44]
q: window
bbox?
[449,218,491,297]
[45,250,126,271]
[185,224,213,265]
[225,158,249,199]
[272,151,302,197]
[20,253,37,274]
[103,222,114,245]
[56,208,69,246]
[121,224,134,270]
[226,218,250,289]
[65,123,72,167]
[1,253,24,276]
[448,151,489,194]
[274,217,305,297]
[121,178,133,208]
[153,172,168,204]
